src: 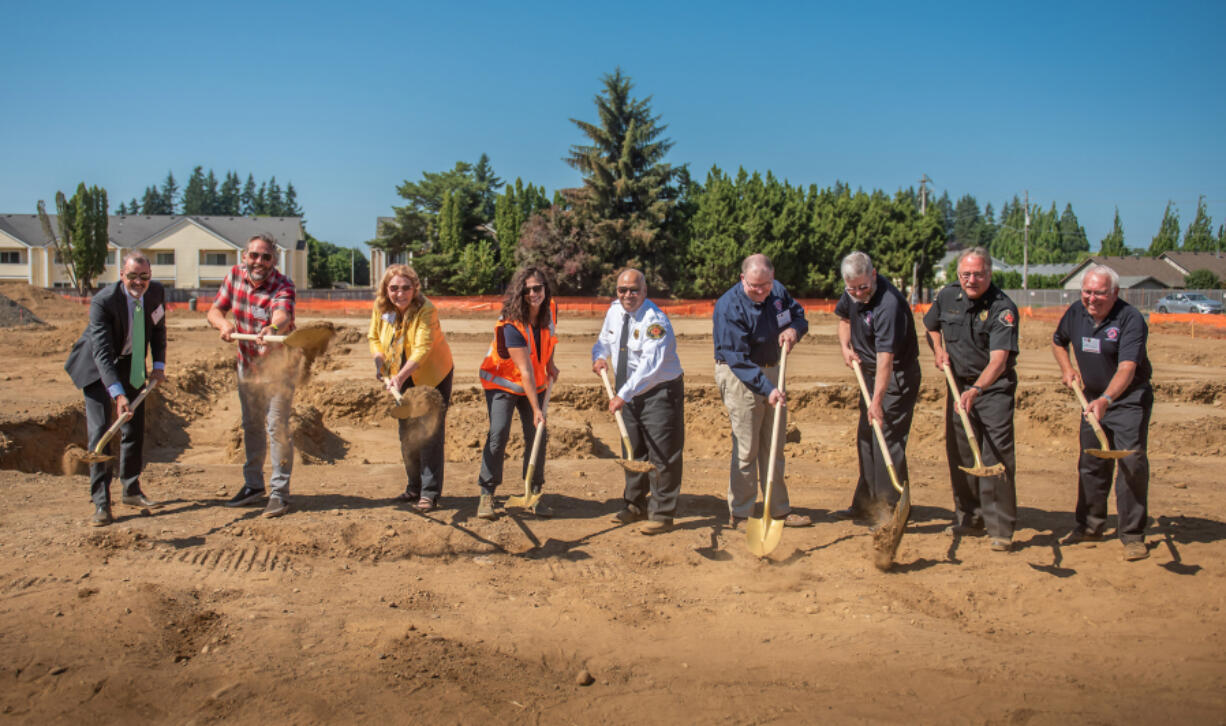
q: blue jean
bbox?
[237,369,294,501]
[477,389,546,495]
[399,369,453,501]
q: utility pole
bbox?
[350,247,355,286]
[914,174,931,304]
[1022,189,1031,290]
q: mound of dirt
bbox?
[223,404,348,465]
[0,283,89,321]
[0,291,46,328]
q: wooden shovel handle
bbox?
[523,385,551,489]
[230,333,287,343]
[1071,383,1113,450]
[597,366,635,451]
[760,346,789,517]
[851,360,904,495]
[91,379,159,455]
[941,363,989,469]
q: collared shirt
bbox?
[834,273,919,373]
[592,299,684,401]
[1052,299,1152,397]
[923,283,1018,380]
[212,264,296,368]
[107,287,166,399]
[713,280,808,397]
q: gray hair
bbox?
[248,233,278,250]
[1083,264,1120,292]
[957,247,992,273]
[122,250,150,268]
[841,251,873,280]
[742,253,774,275]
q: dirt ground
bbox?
[1,283,1224,725]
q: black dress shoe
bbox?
[91,504,113,527]
[614,504,645,524]
[122,494,159,509]
[834,507,865,521]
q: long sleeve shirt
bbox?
[713,280,808,396]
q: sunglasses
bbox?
[616,286,641,295]
[846,283,872,292]
[388,284,415,293]
[124,273,151,281]
[246,251,274,262]
[523,284,545,295]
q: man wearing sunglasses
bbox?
[207,234,297,518]
[835,250,921,526]
[592,268,685,534]
[66,251,168,526]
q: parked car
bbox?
[1155,292,1223,314]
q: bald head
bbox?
[616,268,647,313]
[740,254,775,303]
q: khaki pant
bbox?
[715,362,790,518]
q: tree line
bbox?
[371,68,1225,298]
[114,168,304,218]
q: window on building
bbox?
[202,252,230,266]
[155,251,175,265]
[0,250,22,264]
[106,250,118,265]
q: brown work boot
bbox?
[640,520,674,536]
[477,494,496,520]
[1122,541,1149,561]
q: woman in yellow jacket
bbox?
[476,266,559,519]
[368,264,454,512]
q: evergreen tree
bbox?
[934,190,955,240]
[160,171,178,214]
[219,172,241,216]
[1182,195,1215,251]
[254,182,267,215]
[1058,203,1089,259]
[1148,201,1180,256]
[204,169,220,214]
[181,166,207,214]
[241,174,257,215]
[471,153,502,221]
[951,194,985,249]
[284,182,302,217]
[140,186,161,214]
[116,202,127,215]
[1184,269,1221,289]
[266,177,284,216]
[37,183,109,292]
[566,68,681,293]
[1098,208,1127,256]
[128,197,139,215]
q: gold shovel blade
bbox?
[389,403,415,419]
[1085,448,1135,460]
[957,463,1006,477]
[505,491,542,510]
[284,326,335,349]
[745,515,785,558]
[77,451,114,464]
[872,484,911,571]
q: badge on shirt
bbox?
[1105,327,1119,341]
[633,327,640,339]
[647,323,665,339]
[382,311,397,324]
[1081,337,1101,354]
[776,310,791,327]
[979,310,988,322]
[998,310,1015,327]
[151,304,165,324]
[252,307,270,321]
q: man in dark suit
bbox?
[65,251,168,526]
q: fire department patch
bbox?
[647,323,665,340]
[1106,327,1119,340]
[999,309,1016,327]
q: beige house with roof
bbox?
[0,214,307,290]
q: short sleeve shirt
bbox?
[923,283,1019,380]
[1052,299,1152,397]
[835,274,919,374]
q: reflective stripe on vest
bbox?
[478,369,526,394]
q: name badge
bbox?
[1081,336,1101,354]
[776,310,791,327]
[252,307,270,321]
[382,312,397,324]
[150,304,165,324]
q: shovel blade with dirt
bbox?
[852,360,911,571]
[1072,382,1136,460]
[229,325,335,352]
[79,380,159,464]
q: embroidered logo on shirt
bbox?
[979,310,989,321]
[999,310,1015,327]
[647,323,665,340]
[862,311,873,325]
[1106,327,1119,341]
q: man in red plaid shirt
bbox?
[207,233,297,518]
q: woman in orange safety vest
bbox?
[476,267,559,519]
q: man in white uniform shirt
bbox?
[592,268,685,534]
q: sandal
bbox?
[414,497,435,513]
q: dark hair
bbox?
[500,266,553,328]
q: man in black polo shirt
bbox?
[1051,264,1153,561]
[924,247,1019,552]
[835,251,921,521]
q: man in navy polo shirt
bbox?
[835,251,921,523]
[1052,264,1153,561]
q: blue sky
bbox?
[2,0,1223,256]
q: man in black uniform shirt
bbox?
[834,251,921,521]
[924,248,1019,552]
[1051,265,1153,562]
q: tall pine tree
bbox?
[1182,195,1215,251]
[1098,208,1127,256]
[1148,201,1180,256]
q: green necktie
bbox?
[130,300,146,388]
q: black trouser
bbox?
[1076,385,1151,542]
[620,376,684,523]
[83,377,145,507]
[398,369,453,502]
[946,375,1017,539]
[477,389,546,494]
[851,362,920,512]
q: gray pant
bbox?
[399,370,453,502]
[237,369,294,501]
[621,376,685,523]
[477,389,546,495]
[83,378,145,507]
[716,362,790,519]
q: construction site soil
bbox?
[1,283,1224,724]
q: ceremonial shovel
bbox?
[745,345,789,558]
[506,385,551,511]
[79,379,159,464]
[941,363,1006,477]
[597,365,654,474]
[851,360,912,571]
[1072,382,1135,459]
[229,326,335,350]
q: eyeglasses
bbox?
[523,284,545,295]
[616,286,641,295]
[846,283,872,292]
[246,251,274,262]
[388,284,415,293]
[124,273,151,281]
[1082,289,1112,298]
[958,271,988,280]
